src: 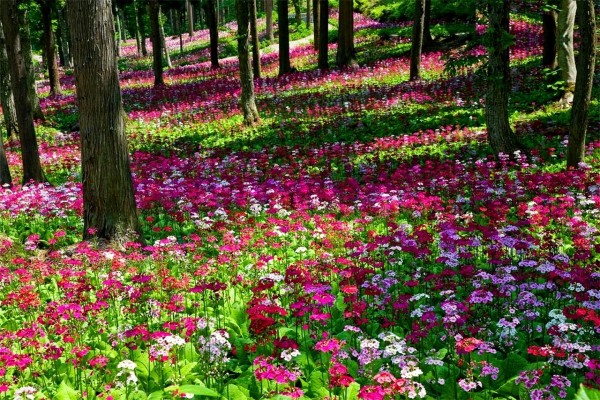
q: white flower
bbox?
[117,360,137,370]
[280,348,301,361]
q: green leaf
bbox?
[575,384,600,400]
[222,384,249,400]
[177,385,221,397]
[346,382,360,400]
[54,380,78,400]
[179,361,198,380]
[307,370,330,398]
[147,391,164,400]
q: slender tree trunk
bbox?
[410,0,425,80]
[41,0,62,96]
[0,0,46,184]
[306,0,311,28]
[120,9,127,42]
[160,14,172,68]
[566,0,595,168]
[312,0,319,50]
[250,0,261,78]
[542,9,558,68]
[265,0,274,42]
[149,0,164,86]
[114,4,122,56]
[0,138,11,186]
[186,0,194,36]
[0,23,18,141]
[423,0,433,47]
[557,0,576,97]
[292,0,301,25]
[137,1,148,56]
[207,0,220,68]
[67,0,142,243]
[336,0,356,67]
[318,0,328,69]
[278,0,291,74]
[485,0,521,157]
[176,8,184,55]
[236,0,260,125]
[17,9,43,121]
[58,5,73,67]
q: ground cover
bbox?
[0,12,599,400]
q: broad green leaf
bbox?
[575,384,600,400]
[307,370,330,398]
[177,384,221,397]
[147,390,164,400]
[223,384,249,400]
[346,382,360,400]
[179,361,198,380]
[54,380,78,400]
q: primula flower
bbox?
[456,337,483,354]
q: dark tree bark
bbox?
[306,0,310,28]
[66,0,142,243]
[175,8,184,55]
[423,0,433,47]
[249,0,261,78]
[485,0,520,156]
[55,2,73,68]
[485,0,521,157]
[0,0,46,184]
[149,0,164,86]
[41,0,62,96]
[336,0,356,67]
[566,0,596,168]
[137,0,148,56]
[318,0,328,69]
[236,0,260,125]
[410,0,425,80]
[186,0,194,36]
[292,0,301,25]
[0,22,18,141]
[265,0,274,42]
[542,9,558,68]
[206,0,220,68]
[278,0,291,75]
[0,139,11,186]
[312,0,319,50]
[17,9,43,121]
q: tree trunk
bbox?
[265,0,274,42]
[306,0,310,28]
[0,22,18,141]
[318,0,328,69]
[566,0,595,168]
[292,0,301,25]
[58,4,73,67]
[250,0,261,78]
[0,138,11,186]
[120,9,127,42]
[336,0,356,67]
[41,0,62,96]
[423,0,433,47]
[186,0,194,36]
[542,9,558,68]
[137,1,148,56]
[66,0,141,243]
[557,0,576,96]
[278,0,291,75]
[176,8,184,55]
[114,4,122,56]
[236,0,260,125]
[149,0,164,86]
[0,0,46,184]
[485,0,521,157]
[207,0,220,68]
[312,0,319,50]
[160,20,172,68]
[410,0,425,80]
[17,9,43,121]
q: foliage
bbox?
[0,8,600,400]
